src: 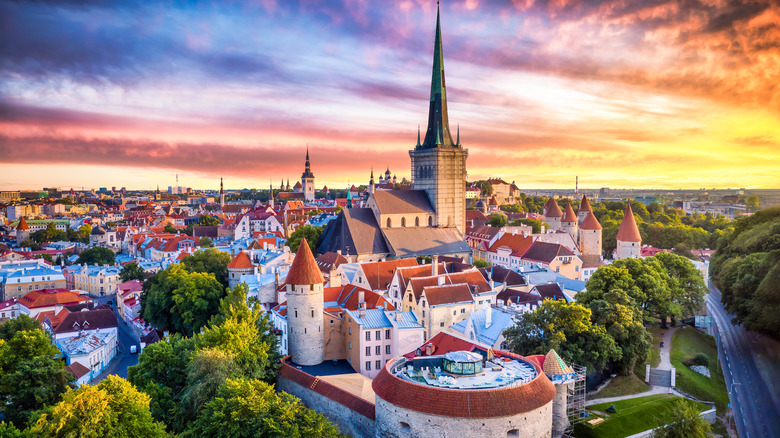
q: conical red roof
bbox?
[617,204,642,242]
[16,217,29,231]
[579,195,592,212]
[227,251,253,269]
[579,210,602,230]
[544,198,562,218]
[562,202,577,223]
[286,238,323,285]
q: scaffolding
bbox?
[563,364,587,437]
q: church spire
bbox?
[419,4,454,149]
[302,145,314,178]
[416,125,421,147]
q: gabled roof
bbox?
[53,308,117,334]
[579,210,602,230]
[617,204,642,242]
[286,238,323,285]
[533,283,566,301]
[497,288,542,306]
[562,202,577,223]
[488,233,534,256]
[479,265,526,287]
[65,362,90,379]
[579,194,592,212]
[522,241,575,264]
[382,227,470,258]
[20,290,89,309]
[543,198,563,218]
[408,269,491,300]
[358,258,418,290]
[316,208,389,256]
[404,331,479,358]
[293,181,302,189]
[370,190,434,215]
[315,251,348,273]
[227,251,254,269]
[422,283,473,306]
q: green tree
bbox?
[198,237,213,248]
[745,195,760,212]
[76,247,115,266]
[186,378,341,438]
[503,300,620,372]
[180,348,239,422]
[19,240,42,251]
[287,225,324,253]
[652,399,712,438]
[477,181,494,197]
[33,253,54,264]
[180,248,231,287]
[31,222,61,244]
[164,223,178,234]
[120,261,146,282]
[198,215,221,227]
[27,375,169,438]
[509,218,548,234]
[654,252,707,322]
[0,422,25,438]
[0,315,39,341]
[473,259,491,269]
[77,224,92,243]
[488,212,508,227]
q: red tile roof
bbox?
[579,194,592,212]
[562,202,577,223]
[544,198,563,218]
[372,350,556,418]
[422,283,473,306]
[16,217,29,231]
[65,362,90,379]
[358,259,418,291]
[617,204,642,242]
[404,331,479,358]
[286,238,323,285]
[579,210,602,230]
[227,251,254,269]
[21,290,89,309]
[488,233,534,256]
[522,241,575,264]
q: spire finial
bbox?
[417,125,421,147]
[456,123,460,145]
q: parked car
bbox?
[130,345,138,354]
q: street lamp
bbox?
[728,382,741,437]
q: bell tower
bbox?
[409,5,468,235]
[301,146,315,202]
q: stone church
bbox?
[318,9,470,261]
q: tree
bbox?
[164,223,178,234]
[180,248,231,287]
[474,259,491,269]
[19,240,42,251]
[652,399,712,438]
[0,329,73,427]
[0,422,25,438]
[27,375,169,438]
[503,300,620,372]
[745,195,760,212]
[77,224,92,242]
[0,315,39,341]
[120,261,146,282]
[510,218,548,234]
[198,215,221,227]
[31,222,61,244]
[33,253,54,263]
[76,247,115,266]
[287,225,324,253]
[198,237,213,248]
[186,378,341,438]
[654,252,707,322]
[477,180,493,197]
[180,348,239,421]
[488,212,508,227]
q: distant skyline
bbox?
[1,0,778,191]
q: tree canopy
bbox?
[180,248,231,287]
[287,225,324,253]
[652,399,712,438]
[120,260,146,282]
[76,247,115,266]
[711,207,780,338]
[488,213,508,227]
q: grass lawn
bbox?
[635,324,665,380]
[589,375,650,400]
[670,326,730,413]
[573,394,711,438]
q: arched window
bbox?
[415,217,420,227]
[386,218,391,228]
[428,216,433,226]
[401,217,406,227]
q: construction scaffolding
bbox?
[563,364,587,437]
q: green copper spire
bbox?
[456,123,460,145]
[416,125,421,147]
[420,4,454,149]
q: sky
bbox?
[0,0,778,191]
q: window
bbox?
[294,310,298,318]
[374,345,380,355]
[375,330,381,340]
[461,308,465,313]
[366,361,371,370]
[415,217,420,227]
[408,295,412,302]
[453,310,456,316]
[401,217,406,227]
[365,332,370,341]
[422,310,425,317]
[440,322,444,327]
[385,329,391,339]
[349,342,352,349]
[428,216,433,226]
[349,327,352,335]
[386,345,391,354]
[311,310,314,317]
[386,218,391,228]
[330,319,334,324]
[375,360,381,369]
[366,347,371,356]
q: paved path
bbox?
[585,387,672,406]
[657,327,675,371]
[707,283,780,438]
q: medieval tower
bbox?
[409,7,468,236]
[301,147,315,202]
[219,177,225,208]
[285,238,325,366]
[615,204,642,259]
[579,210,603,256]
[561,202,578,243]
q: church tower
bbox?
[219,177,225,208]
[368,168,375,195]
[409,6,468,235]
[616,204,642,259]
[301,147,315,202]
[286,238,325,366]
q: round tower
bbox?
[543,198,563,231]
[542,349,576,438]
[561,202,578,242]
[615,204,642,259]
[15,217,30,246]
[578,210,602,256]
[577,194,592,224]
[285,238,325,366]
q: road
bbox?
[91,295,139,382]
[707,283,780,438]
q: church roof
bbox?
[382,227,470,258]
[617,204,642,242]
[371,190,434,215]
[16,217,29,231]
[293,181,302,189]
[562,202,577,223]
[316,208,389,256]
[227,251,254,270]
[544,198,563,218]
[287,238,323,285]
[579,210,602,230]
[579,194,592,212]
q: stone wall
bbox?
[375,395,552,438]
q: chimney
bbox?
[274,271,280,287]
[484,301,492,329]
[395,312,402,321]
[337,249,341,255]
[438,276,446,286]
[358,290,365,305]
[541,225,545,234]
[432,255,439,276]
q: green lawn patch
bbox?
[573,394,710,438]
[670,326,730,413]
[635,324,665,379]
[589,375,650,400]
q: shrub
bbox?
[693,353,710,367]
[606,404,617,414]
